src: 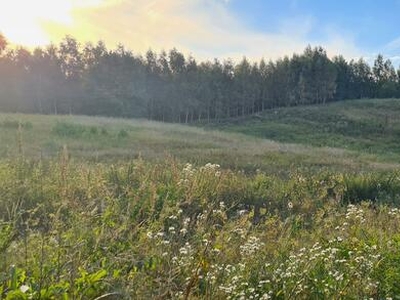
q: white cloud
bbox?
[36,0,364,61]
[384,37,400,52]
[375,37,400,66]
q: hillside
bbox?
[212,98,400,162]
[0,106,398,174]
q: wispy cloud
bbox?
[36,0,364,61]
[385,37,400,52]
[380,37,400,65]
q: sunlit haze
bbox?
[1,0,400,62]
[0,0,110,46]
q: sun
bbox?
[0,0,106,47]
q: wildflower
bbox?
[287,201,293,210]
[183,217,190,226]
[212,248,221,254]
[260,293,272,300]
[240,236,264,257]
[179,247,189,255]
[238,209,247,216]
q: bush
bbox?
[52,122,108,138]
[118,129,129,138]
[343,172,400,204]
[52,122,87,137]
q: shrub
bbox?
[118,129,129,138]
[52,122,86,137]
[52,122,107,138]
[343,172,400,204]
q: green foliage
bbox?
[1,110,400,298]
[1,32,399,122]
[342,172,400,205]
[52,122,125,141]
[117,129,129,139]
[1,156,400,298]
[214,98,400,159]
[52,122,88,137]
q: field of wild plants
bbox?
[2,100,400,299]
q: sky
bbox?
[1,0,400,64]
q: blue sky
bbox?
[1,0,400,64]
[229,0,400,52]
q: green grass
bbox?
[3,99,400,298]
[1,158,400,298]
[211,98,400,162]
[0,107,398,175]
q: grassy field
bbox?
[212,98,400,162]
[3,99,400,299]
[0,105,399,174]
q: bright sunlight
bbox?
[0,0,106,46]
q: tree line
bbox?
[0,34,400,122]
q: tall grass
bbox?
[1,155,400,298]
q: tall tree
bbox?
[299,46,337,104]
[349,59,373,99]
[332,55,352,100]
[373,55,397,97]
[1,32,400,123]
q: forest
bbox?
[0,33,400,122]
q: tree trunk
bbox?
[185,109,189,124]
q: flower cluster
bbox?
[268,240,381,297]
[345,204,365,223]
[388,207,399,216]
[178,163,197,186]
[200,163,221,177]
[183,163,196,177]
[239,236,264,258]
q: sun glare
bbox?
[0,0,106,47]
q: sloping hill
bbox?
[212,98,400,162]
[0,109,396,174]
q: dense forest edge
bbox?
[0,33,400,122]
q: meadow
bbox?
[2,99,400,299]
[212,98,400,162]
